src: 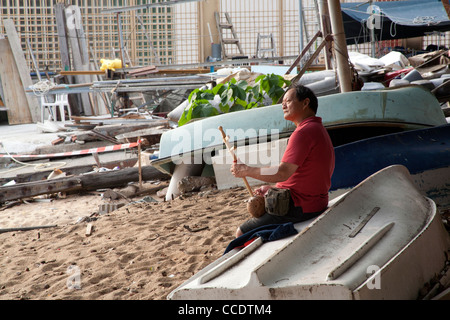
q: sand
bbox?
[0,182,253,300]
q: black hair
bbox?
[291,84,318,114]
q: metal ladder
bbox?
[215,12,244,59]
[256,33,276,58]
[300,0,332,69]
[300,0,321,54]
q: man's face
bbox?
[282,89,309,122]
[282,89,297,121]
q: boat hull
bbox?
[331,124,450,209]
[168,165,450,300]
[153,86,446,175]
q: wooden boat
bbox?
[152,85,447,176]
[168,165,450,300]
[331,124,450,210]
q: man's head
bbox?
[282,84,318,125]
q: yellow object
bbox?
[100,59,127,71]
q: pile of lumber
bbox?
[0,165,170,204]
[55,3,103,116]
[68,118,170,146]
[91,76,211,93]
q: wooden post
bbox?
[327,0,353,92]
[278,0,284,58]
[318,0,333,70]
[138,136,143,189]
[199,0,220,62]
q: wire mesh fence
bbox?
[1,0,449,72]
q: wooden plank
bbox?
[0,39,33,124]
[128,65,158,75]
[60,70,106,76]
[85,223,93,236]
[3,19,40,123]
[55,2,83,116]
[55,3,71,72]
[0,177,83,203]
[64,5,93,116]
[285,31,322,75]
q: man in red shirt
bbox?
[230,84,335,237]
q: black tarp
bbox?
[341,0,450,45]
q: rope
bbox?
[330,33,361,89]
[0,142,66,175]
[30,80,58,97]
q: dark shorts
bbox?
[239,197,325,235]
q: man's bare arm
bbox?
[231,162,298,183]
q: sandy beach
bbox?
[0,181,252,300]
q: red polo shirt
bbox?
[276,116,335,213]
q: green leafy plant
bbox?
[178,73,291,126]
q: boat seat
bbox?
[40,93,72,123]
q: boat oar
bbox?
[218,126,265,218]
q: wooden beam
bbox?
[199,0,220,61]
[278,35,333,104]
[284,31,322,75]
[60,70,106,76]
[55,3,71,72]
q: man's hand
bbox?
[254,185,273,197]
[230,162,249,178]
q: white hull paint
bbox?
[168,165,450,300]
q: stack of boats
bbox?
[168,165,450,300]
[149,48,450,300]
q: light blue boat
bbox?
[152,86,447,176]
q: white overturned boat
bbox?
[168,165,450,300]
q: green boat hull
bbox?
[153,86,447,175]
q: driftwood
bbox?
[0,165,170,203]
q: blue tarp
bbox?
[341,0,450,44]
